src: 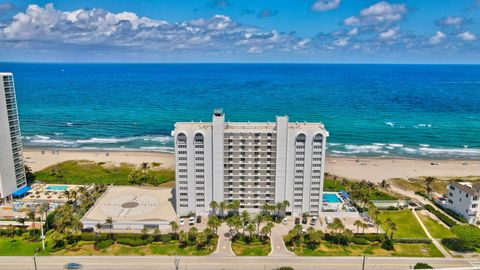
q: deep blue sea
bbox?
[2,63,480,159]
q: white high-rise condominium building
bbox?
[0,73,26,199]
[173,110,328,217]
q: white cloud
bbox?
[438,16,464,27]
[333,37,349,47]
[429,31,446,45]
[458,31,477,41]
[379,27,399,40]
[0,4,305,55]
[311,0,341,12]
[345,1,407,26]
[347,27,358,36]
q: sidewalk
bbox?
[411,208,452,258]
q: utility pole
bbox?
[362,255,366,270]
[174,255,180,270]
[40,214,45,251]
[33,249,38,270]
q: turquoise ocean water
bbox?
[2,63,480,159]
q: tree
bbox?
[305,227,323,249]
[379,179,390,190]
[228,200,241,215]
[188,227,198,242]
[246,223,256,241]
[153,228,161,242]
[413,263,433,269]
[253,214,265,236]
[24,165,35,185]
[178,231,188,247]
[231,215,242,236]
[425,177,435,195]
[141,227,149,240]
[196,232,207,248]
[141,162,149,172]
[219,201,227,219]
[207,215,220,234]
[361,222,369,234]
[170,221,179,236]
[354,220,363,234]
[384,218,393,236]
[105,216,114,238]
[389,223,397,239]
[209,201,218,216]
[95,223,102,236]
[27,208,36,232]
[343,229,354,248]
[240,210,250,235]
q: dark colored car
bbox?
[64,263,82,269]
[196,215,202,223]
[294,217,300,224]
[302,216,308,224]
[81,227,94,233]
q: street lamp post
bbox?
[40,214,45,251]
[33,249,39,270]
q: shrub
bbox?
[117,238,148,247]
[451,225,480,248]
[414,262,433,269]
[381,239,394,250]
[80,233,100,242]
[415,191,428,199]
[441,238,474,252]
[95,239,114,250]
[351,237,370,245]
[393,238,432,244]
[274,267,294,270]
[424,204,456,227]
[357,233,385,242]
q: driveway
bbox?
[211,223,235,257]
[269,224,295,257]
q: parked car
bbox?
[81,227,93,233]
[189,216,195,225]
[196,215,202,223]
[325,216,333,225]
[64,263,82,269]
[179,218,185,226]
[310,216,318,225]
[302,216,308,224]
[282,217,289,225]
[295,217,300,224]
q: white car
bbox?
[179,218,185,226]
[189,216,195,225]
[282,217,289,225]
[325,216,333,224]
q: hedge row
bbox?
[424,204,456,227]
[441,238,474,252]
[436,204,467,223]
[393,238,432,244]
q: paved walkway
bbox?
[269,225,295,257]
[411,208,452,258]
[211,223,235,257]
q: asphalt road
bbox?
[1,256,475,270]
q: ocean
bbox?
[2,63,480,159]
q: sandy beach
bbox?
[23,149,480,182]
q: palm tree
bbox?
[253,214,265,236]
[374,219,382,235]
[170,221,179,235]
[141,162,149,172]
[153,228,161,241]
[384,218,393,235]
[275,202,283,221]
[354,220,363,234]
[425,176,435,194]
[231,215,242,236]
[379,180,390,190]
[141,227,149,240]
[27,208,36,232]
[246,223,256,241]
[361,222,368,234]
[196,232,207,248]
[95,223,102,236]
[207,215,220,234]
[219,201,226,219]
[282,200,290,217]
[389,223,397,239]
[105,216,114,238]
[240,210,250,235]
[209,201,218,216]
[229,200,241,215]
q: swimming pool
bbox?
[46,185,69,191]
[323,193,342,203]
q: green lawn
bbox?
[378,210,428,239]
[292,242,442,257]
[323,177,397,200]
[418,213,455,239]
[231,241,271,256]
[0,237,52,256]
[33,160,174,185]
[53,240,216,256]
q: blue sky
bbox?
[1,0,480,63]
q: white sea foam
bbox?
[388,143,403,147]
[385,122,394,127]
[66,122,73,127]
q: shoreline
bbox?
[23,148,480,182]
